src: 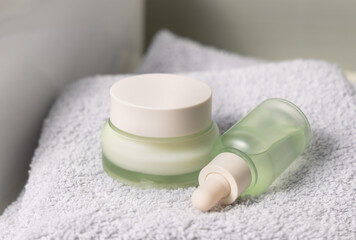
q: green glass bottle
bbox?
[192,98,312,211]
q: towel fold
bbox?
[0,30,355,239]
[137,30,263,73]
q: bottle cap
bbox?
[110,74,212,138]
[192,152,252,211]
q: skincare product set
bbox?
[102,74,311,211]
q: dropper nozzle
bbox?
[192,173,230,211]
[191,152,252,211]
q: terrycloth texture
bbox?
[137,30,263,74]
[1,32,356,239]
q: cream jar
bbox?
[102,74,219,188]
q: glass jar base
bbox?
[102,155,199,189]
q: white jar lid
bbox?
[110,74,212,138]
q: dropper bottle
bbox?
[192,98,312,211]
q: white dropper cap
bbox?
[192,152,252,211]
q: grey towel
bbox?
[0,30,355,239]
[137,30,263,74]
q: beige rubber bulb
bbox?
[192,152,252,211]
[192,173,230,211]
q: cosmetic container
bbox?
[102,74,219,188]
[192,98,311,211]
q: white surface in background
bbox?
[345,71,356,83]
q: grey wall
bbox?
[146,0,356,71]
[0,0,143,213]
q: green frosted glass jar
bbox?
[102,74,220,188]
[192,98,312,211]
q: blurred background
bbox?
[146,0,356,79]
[0,0,355,213]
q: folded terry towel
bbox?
[137,30,263,73]
[0,31,355,239]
